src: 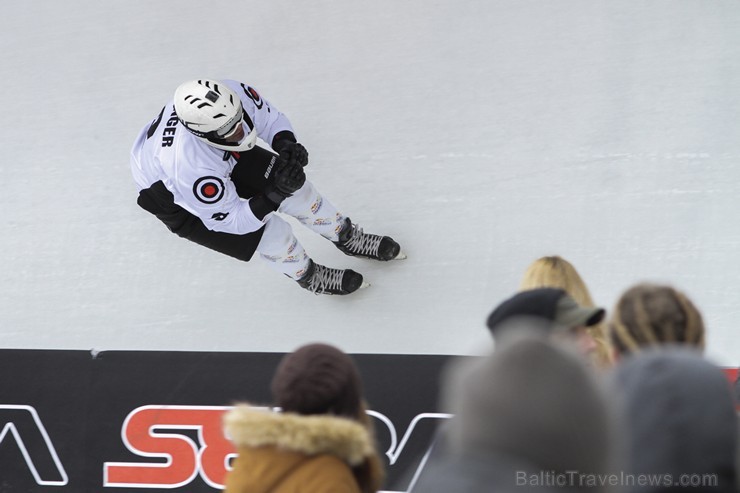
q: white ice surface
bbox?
[1,1,739,365]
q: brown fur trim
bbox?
[224,405,375,466]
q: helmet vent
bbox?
[174,79,257,151]
[197,80,220,93]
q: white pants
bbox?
[255,180,345,279]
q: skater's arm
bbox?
[224,80,295,149]
[224,80,309,167]
[247,154,307,220]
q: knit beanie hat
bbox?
[271,343,363,419]
[612,347,738,492]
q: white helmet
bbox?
[173,79,257,152]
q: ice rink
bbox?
[2,0,739,366]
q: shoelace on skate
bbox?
[343,225,382,257]
[308,264,345,294]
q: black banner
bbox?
[0,350,453,492]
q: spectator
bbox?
[411,335,613,492]
[223,343,384,493]
[520,255,613,368]
[611,347,737,493]
[400,293,607,491]
[487,287,605,363]
[609,283,705,360]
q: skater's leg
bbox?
[256,215,311,279]
[137,178,369,293]
[278,180,346,241]
[258,214,364,294]
[278,180,403,261]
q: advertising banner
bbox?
[0,350,453,493]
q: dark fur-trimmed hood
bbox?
[223,404,375,466]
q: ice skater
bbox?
[131,79,403,295]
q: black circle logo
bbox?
[193,176,225,204]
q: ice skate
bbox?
[296,259,368,295]
[335,218,406,261]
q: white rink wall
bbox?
[1,1,739,366]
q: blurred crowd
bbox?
[221,256,739,493]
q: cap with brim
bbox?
[487,288,605,336]
[487,288,564,332]
[554,295,605,328]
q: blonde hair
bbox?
[519,256,613,368]
[609,283,705,356]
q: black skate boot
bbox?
[296,259,365,295]
[335,218,404,261]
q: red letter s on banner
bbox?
[103,405,236,489]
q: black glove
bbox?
[280,142,309,168]
[272,131,309,168]
[263,157,306,205]
[274,156,306,194]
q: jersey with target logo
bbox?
[131,79,298,236]
[132,109,267,236]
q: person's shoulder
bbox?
[221,79,247,93]
[222,80,269,111]
[173,134,224,167]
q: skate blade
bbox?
[359,280,371,289]
[393,250,408,260]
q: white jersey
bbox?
[130,80,294,235]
